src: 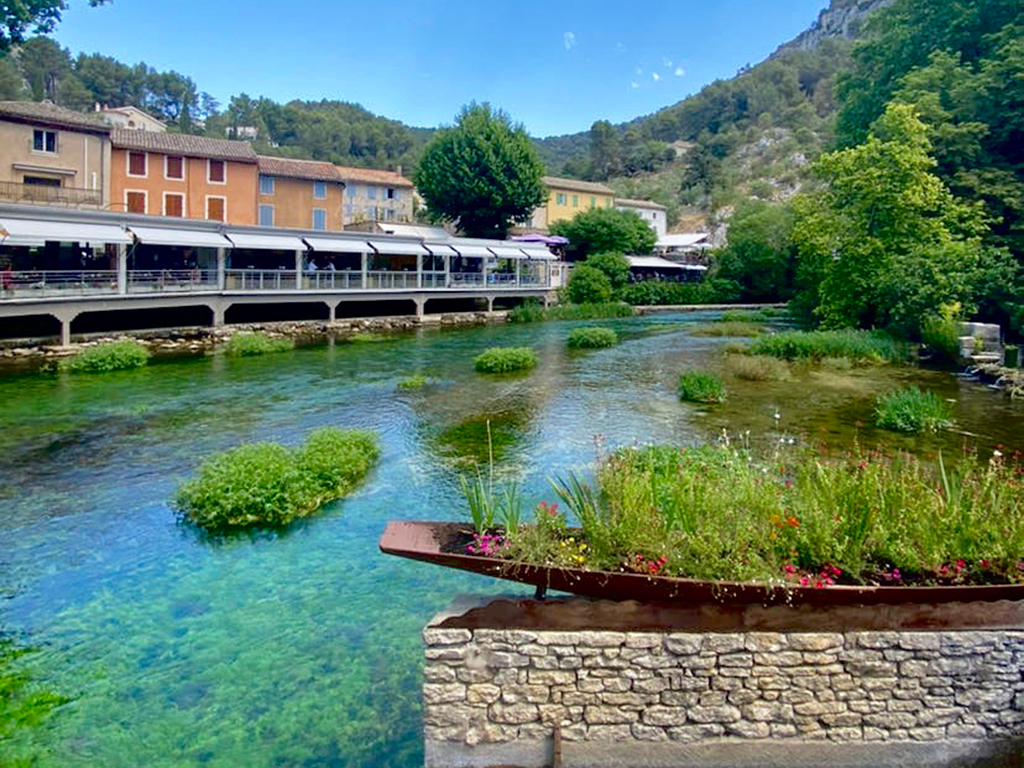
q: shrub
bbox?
[566,264,613,304]
[62,340,150,373]
[584,252,631,291]
[820,356,854,371]
[875,387,954,433]
[920,305,963,365]
[722,342,749,355]
[397,374,427,390]
[176,428,379,531]
[720,309,765,322]
[726,354,791,381]
[619,281,714,306]
[567,327,618,349]
[690,321,765,337]
[225,332,294,357]
[508,301,633,323]
[474,347,538,374]
[677,370,726,403]
[507,300,546,323]
[750,329,909,364]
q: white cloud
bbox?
[662,56,673,68]
[630,81,640,89]
[674,67,686,77]
[563,32,576,51]
[652,72,661,82]
[615,42,626,54]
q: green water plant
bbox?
[920,303,962,365]
[508,301,634,323]
[175,427,379,530]
[498,443,1024,586]
[1,639,70,759]
[567,327,618,349]
[750,329,909,365]
[677,370,726,403]
[725,354,791,381]
[875,387,954,433]
[474,347,537,374]
[397,374,427,390]
[690,321,765,337]
[225,332,294,357]
[61,340,150,373]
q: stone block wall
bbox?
[423,625,1024,767]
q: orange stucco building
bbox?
[109,129,258,224]
[255,156,345,230]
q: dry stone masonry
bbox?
[423,624,1024,767]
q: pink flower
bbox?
[783,564,796,575]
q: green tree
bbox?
[0,55,24,99]
[55,71,93,110]
[792,103,993,334]
[550,208,656,260]
[589,120,620,180]
[17,35,70,101]
[566,264,613,304]
[0,0,109,54]
[584,252,631,291]
[414,103,546,238]
[718,199,796,302]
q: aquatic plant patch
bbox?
[474,347,538,374]
[750,329,909,364]
[225,332,294,357]
[726,354,791,381]
[567,327,618,349]
[1,639,70,762]
[690,321,765,337]
[61,340,150,373]
[397,374,428,390]
[875,387,954,433]
[677,370,726,403]
[508,301,634,323]
[489,444,1024,587]
[175,427,379,530]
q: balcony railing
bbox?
[0,270,117,297]
[0,181,102,208]
[225,269,298,291]
[127,270,218,293]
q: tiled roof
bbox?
[111,129,257,162]
[0,101,111,133]
[335,166,414,188]
[616,197,667,210]
[257,156,343,183]
[542,176,614,195]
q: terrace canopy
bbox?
[367,240,429,256]
[518,246,556,261]
[226,232,307,251]
[127,226,231,249]
[627,255,707,271]
[0,218,132,247]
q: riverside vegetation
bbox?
[465,442,1024,588]
[176,427,379,530]
[60,340,151,373]
[224,332,295,357]
[473,347,538,374]
[677,370,727,404]
[875,387,955,433]
[567,327,618,349]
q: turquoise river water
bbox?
[1,312,1021,767]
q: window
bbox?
[386,187,395,200]
[206,196,225,222]
[590,196,596,209]
[259,204,274,226]
[32,130,57,153]
[346,183,357,198]
[23,176,61,187]
[163,193,184,217]
[126,191,146,214]
[313,181,327,200]
[128,151,147,177]
[259,175,275,195]
[365,205,377,220]
[652,212,658,220]
[344,203,355,219]
[572,195,578,207]
[312,209,327,230]
[555,192,567,205]
[367,185,377,200]
[384,208,395,221]
[208,159,226,183]
[165,155,184,180]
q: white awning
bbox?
[518,246,555,261]
[226,232,307,251]
[450,244,492,259]
[424,242,459,257]
[0,218,132,247]
[488,245,527,260]
[628,255,707,271]
[367,239,429,256]
[303,236,365,253]
[128,225,231,249]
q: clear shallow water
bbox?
[1,314,1020,767]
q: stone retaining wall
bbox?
[423,623,1024,767]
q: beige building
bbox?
[521,176,616,232]
[97,105,167,132]
[0,101,112,209]
[257,156,345,231]
[336,166,414,225]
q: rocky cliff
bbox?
[774,0,894,55]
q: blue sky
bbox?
[55,0,828,137]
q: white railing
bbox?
[365,271,418,290]
[224,269,298,291]
[450,272,485,287]
[303,271,362,290]
[0,270,118,297]
[127,269,218,293]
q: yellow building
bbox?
[522,175,615,231]
[256,156,345,231]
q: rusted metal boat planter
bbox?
[380,521,1024,608]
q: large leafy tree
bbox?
[717,200,796,302]
[1,0,109,54]
[550,208,656,260]
[791,103,1011,334]
[414,103,546,239]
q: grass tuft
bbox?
[567,327,619,349]
[726,354,791,381]
[508,301,634,323]
[397,374,428,390]
[690,321,765,337]
[225,332,294,357]
[875,387,954,433]
[750,329,909,365]
[678,370,726,403]
[61,340,150,373]
[474,347,538,374]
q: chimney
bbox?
[396,164,402,178]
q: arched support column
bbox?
[52,309,79,347]
[210,300,226,327]
[413,297,425,318]
[327,302,336,323]
[486,296,495,313]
